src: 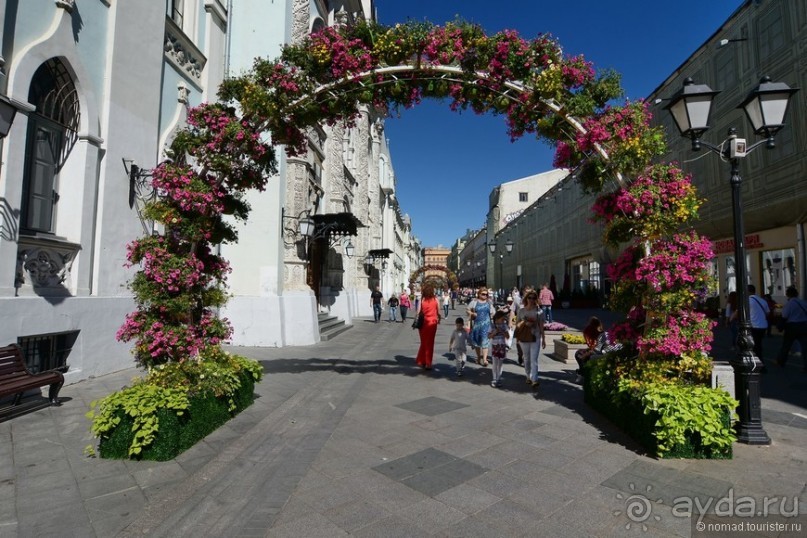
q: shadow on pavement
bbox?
[257,351,648,456]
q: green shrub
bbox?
[583,357,736,459]
[93,373,255,461]
[88,352,261,460]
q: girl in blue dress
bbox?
[468,289,492,366]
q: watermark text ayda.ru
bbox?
[672,488,799,524]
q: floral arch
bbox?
[120,19,715,400]
[409,264,458,288]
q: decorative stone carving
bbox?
[291,0,310,45]
[335,8,349,27]
[164,19,207,88]
[55,0,74,13]
[177,82,190,104]
[15,236,81,294]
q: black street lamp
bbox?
[666,76,798,445]
[488,238,515,291]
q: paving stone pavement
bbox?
[2,309,807,537]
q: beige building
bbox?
[460,0,805,310]
[422,246,451,287]
[648,0,806,306]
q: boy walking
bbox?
[449,317,469,377]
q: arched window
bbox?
[311,18,325,33]
[21,58,79,233]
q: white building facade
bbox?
[0,0,418,385]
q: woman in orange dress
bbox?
[415,284,442,370]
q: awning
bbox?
[368,248,393,259]
[311,212,364,237]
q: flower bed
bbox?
[88,353,262,460]
[582,357,735,459]
[93,371,255,461]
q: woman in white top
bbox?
[515,291,546,388]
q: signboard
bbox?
[713,234,763,255]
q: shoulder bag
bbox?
[412,311,425,330]
[514,320,535,342]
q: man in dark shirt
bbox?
[371,286,384,323]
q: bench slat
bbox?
[0,344,64,406]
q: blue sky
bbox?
[373,0,743,247]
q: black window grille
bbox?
[17,331,78,373]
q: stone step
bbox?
[317,313,352,341]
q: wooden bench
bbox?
[0,344,64,407]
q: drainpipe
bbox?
[797,222,807,292]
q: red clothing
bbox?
[416,297,440,367]
[539,288,554,306]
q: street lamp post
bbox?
[488,238,514,293]
[665,76,798,445]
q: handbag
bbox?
[514,321,535,342]
[412,311,424,330]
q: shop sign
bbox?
[713,234,763,254]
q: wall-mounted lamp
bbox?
[0,96,17,138]
[123,158,158,235]
[718,37,748,48]
[345,240,354,258]
[298,214,315,238]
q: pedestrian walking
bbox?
[748,284,770,360]
[399,292,411,322]
[371,286,383,323]
[489,310,509,387]
[468,288,493,367]
[539,283,555,323]
[515,291,546,388]
[450,288,457,309]
[442,292,450,319]
[449,317,469,376]
[775,286,807,370]
[387,294,399,322]
[415,284,441,370]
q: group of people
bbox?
[412,284,554,389]
[725,284,807,370]
[370,285,413,323]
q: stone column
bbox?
[283,156,311,291]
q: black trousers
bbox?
[777,322,807,368]
[750,327,766,359]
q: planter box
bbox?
[582,367,732,459]
[552,339,587,364]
